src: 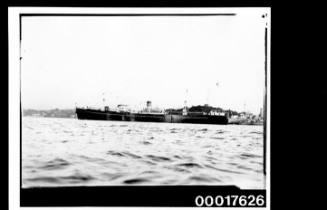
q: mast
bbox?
[102,92,106,109]
[183,89,188,115]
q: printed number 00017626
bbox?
[195,195,265,207]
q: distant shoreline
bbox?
[23,109,76,119]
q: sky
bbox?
[21,11,267,114]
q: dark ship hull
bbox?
[76,108,228,125]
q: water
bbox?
[22,117,265,189]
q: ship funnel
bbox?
[146,101,152,113]
[146,101,152,108]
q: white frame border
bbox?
[9,7,271,210]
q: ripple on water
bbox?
[140,170,158,175]
[39,158,70,170]
[168,166,191,173]
[22,117,264,188]
[77,155,106,163]
[101,172,125,181]
[216,130,225,134]
[204,164,244,175]
[106,151,124,157]
[240,153,262,159]
[141,160,157,165]
[249,131,263,135]
[121,151,142,159]
[24,173,95,185]
[173,155,182,159]
[106,150,142,159]
[146,155,171,162]
[61,174,94,183]
[210,136,224,140]
[123,178,150,184]
[141,141,152,145]
[177,162,203,168]
[187,175,222,183]
[25,176,61,184]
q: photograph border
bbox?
[9,7,271,208]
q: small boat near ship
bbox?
[76,101,228,125]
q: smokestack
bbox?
[146,101,152,108]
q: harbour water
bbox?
[22,117,265,189]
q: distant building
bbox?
[31,113,42,117]
[117,104,129,112]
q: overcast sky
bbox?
[21,11,267,114]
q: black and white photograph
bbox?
[9,6,270,208]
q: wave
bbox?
[123,178,150,184]
[22,117,264,188]
[101,172,125,181]
[146,155,171,162]
[177,162,203,168]
[240,153,262,159]
[60,174,94,183]
[187,175,222,183]
[106,151,124,157]
[25,174,95,184]
[204,164,244,174]
[210,136,224,140]
[141,141,152,145]
[39,158,70,170]
[216,130,225,134]
[249,131,263,135]
[121,151,142,159]
[106,151,143,159]
[25,176,61,184]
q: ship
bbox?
[76,101,228,125]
